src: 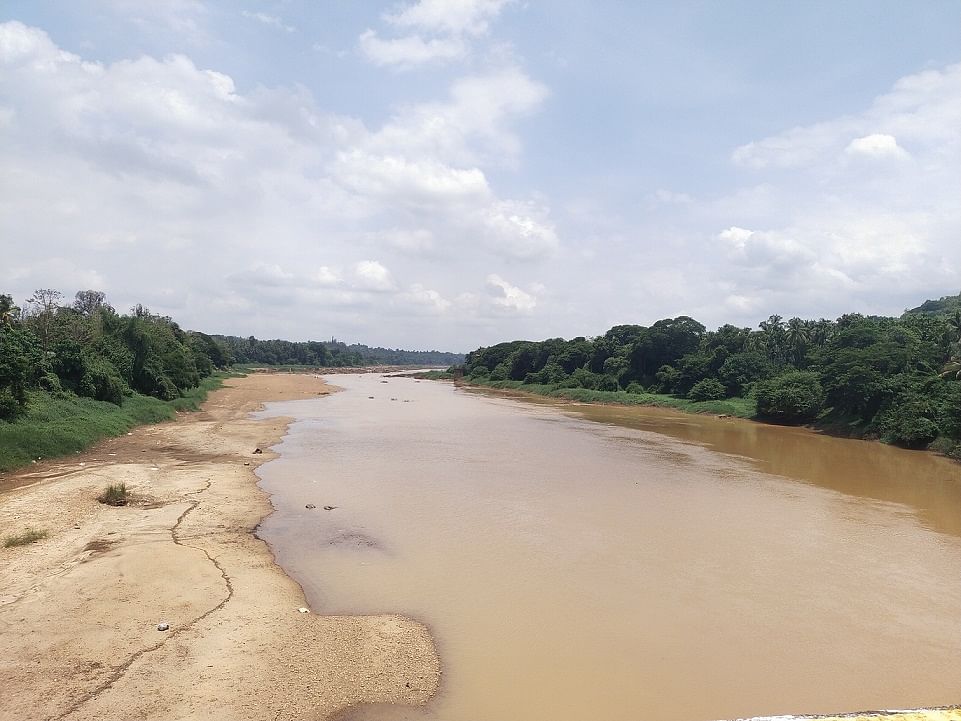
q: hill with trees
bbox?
[460,297,961,458]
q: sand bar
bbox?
[0,373,439,721]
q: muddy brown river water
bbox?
[255,374,961,721]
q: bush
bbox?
[0,388,22,421]
[98,482,129,506]
[755,371,825,422]
[688,378,726,401]
[876,395,941,448]
[79,357,128,405]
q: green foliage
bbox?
[98,482,129,506]
[0,391,175,472]
[755,371,825,422]
[688,379,726,401]
[4,528,48,548]
[0,326,43,419]
[460,296,961,452]
[718,351,772,396]
[464,377,756,417]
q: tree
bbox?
[717,351,772,396]
[786,317,810,367]
[0,294,19,328]
[755,371,825,422]
[73,290,112,316]
[0,326,43,419]
[22,288,63,352]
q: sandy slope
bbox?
[0,373,439,721]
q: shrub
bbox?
[4,528,48,548]
[0,388,21,421]
[98,482,129,506]
[755,370,825,422]
[688,379,726,401]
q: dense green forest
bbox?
[460,294,961,457]
[217,334,463,367]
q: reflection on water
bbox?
[256,375,961,721]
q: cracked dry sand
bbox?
[0,373,439,721]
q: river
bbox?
[255,373,961,721]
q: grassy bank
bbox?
[0,371,238,473]
[460,378,756,418]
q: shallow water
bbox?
[256,375,961,721]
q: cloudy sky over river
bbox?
[1,1,959,349]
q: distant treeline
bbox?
[0,289,463,422]
[460,294,961,455]
[216,335,464,368]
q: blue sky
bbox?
[2,1,959,350]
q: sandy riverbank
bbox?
[0,373,439,721]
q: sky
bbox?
[1,1,959,352]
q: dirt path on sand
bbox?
[0,373,439,721]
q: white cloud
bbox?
[844,133,908,159]
[241,11,295,33]
[0,20,559,349]
[402,283,452,313]
[385,0,509,36]
[334,150,491,206]
[705,62,961,321]
[732,64,960,170]
[358,30,465,68]
[486,273,537,312]
[482,200,559,260]
[359,0,510,69]
[353,260,395,291]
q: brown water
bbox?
[255,375,961,721]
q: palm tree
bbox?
[786,317,809,367]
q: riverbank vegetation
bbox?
[458,294,961,457]
[0,287,464,473]
[0,288,239,472]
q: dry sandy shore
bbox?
[0,373,439,721]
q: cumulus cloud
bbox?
[486,274,537,312]
[0,19,560,349]
[844,133,908,159]
[704,64,961,321]
[482,200,559,260]
[353,260,395,291]
[359,0,510,69]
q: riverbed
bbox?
[256,374,961,721]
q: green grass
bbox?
[4,528,48,548]
[97,482,129,506]
[462,379,756,418]
[0,372,234,473]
